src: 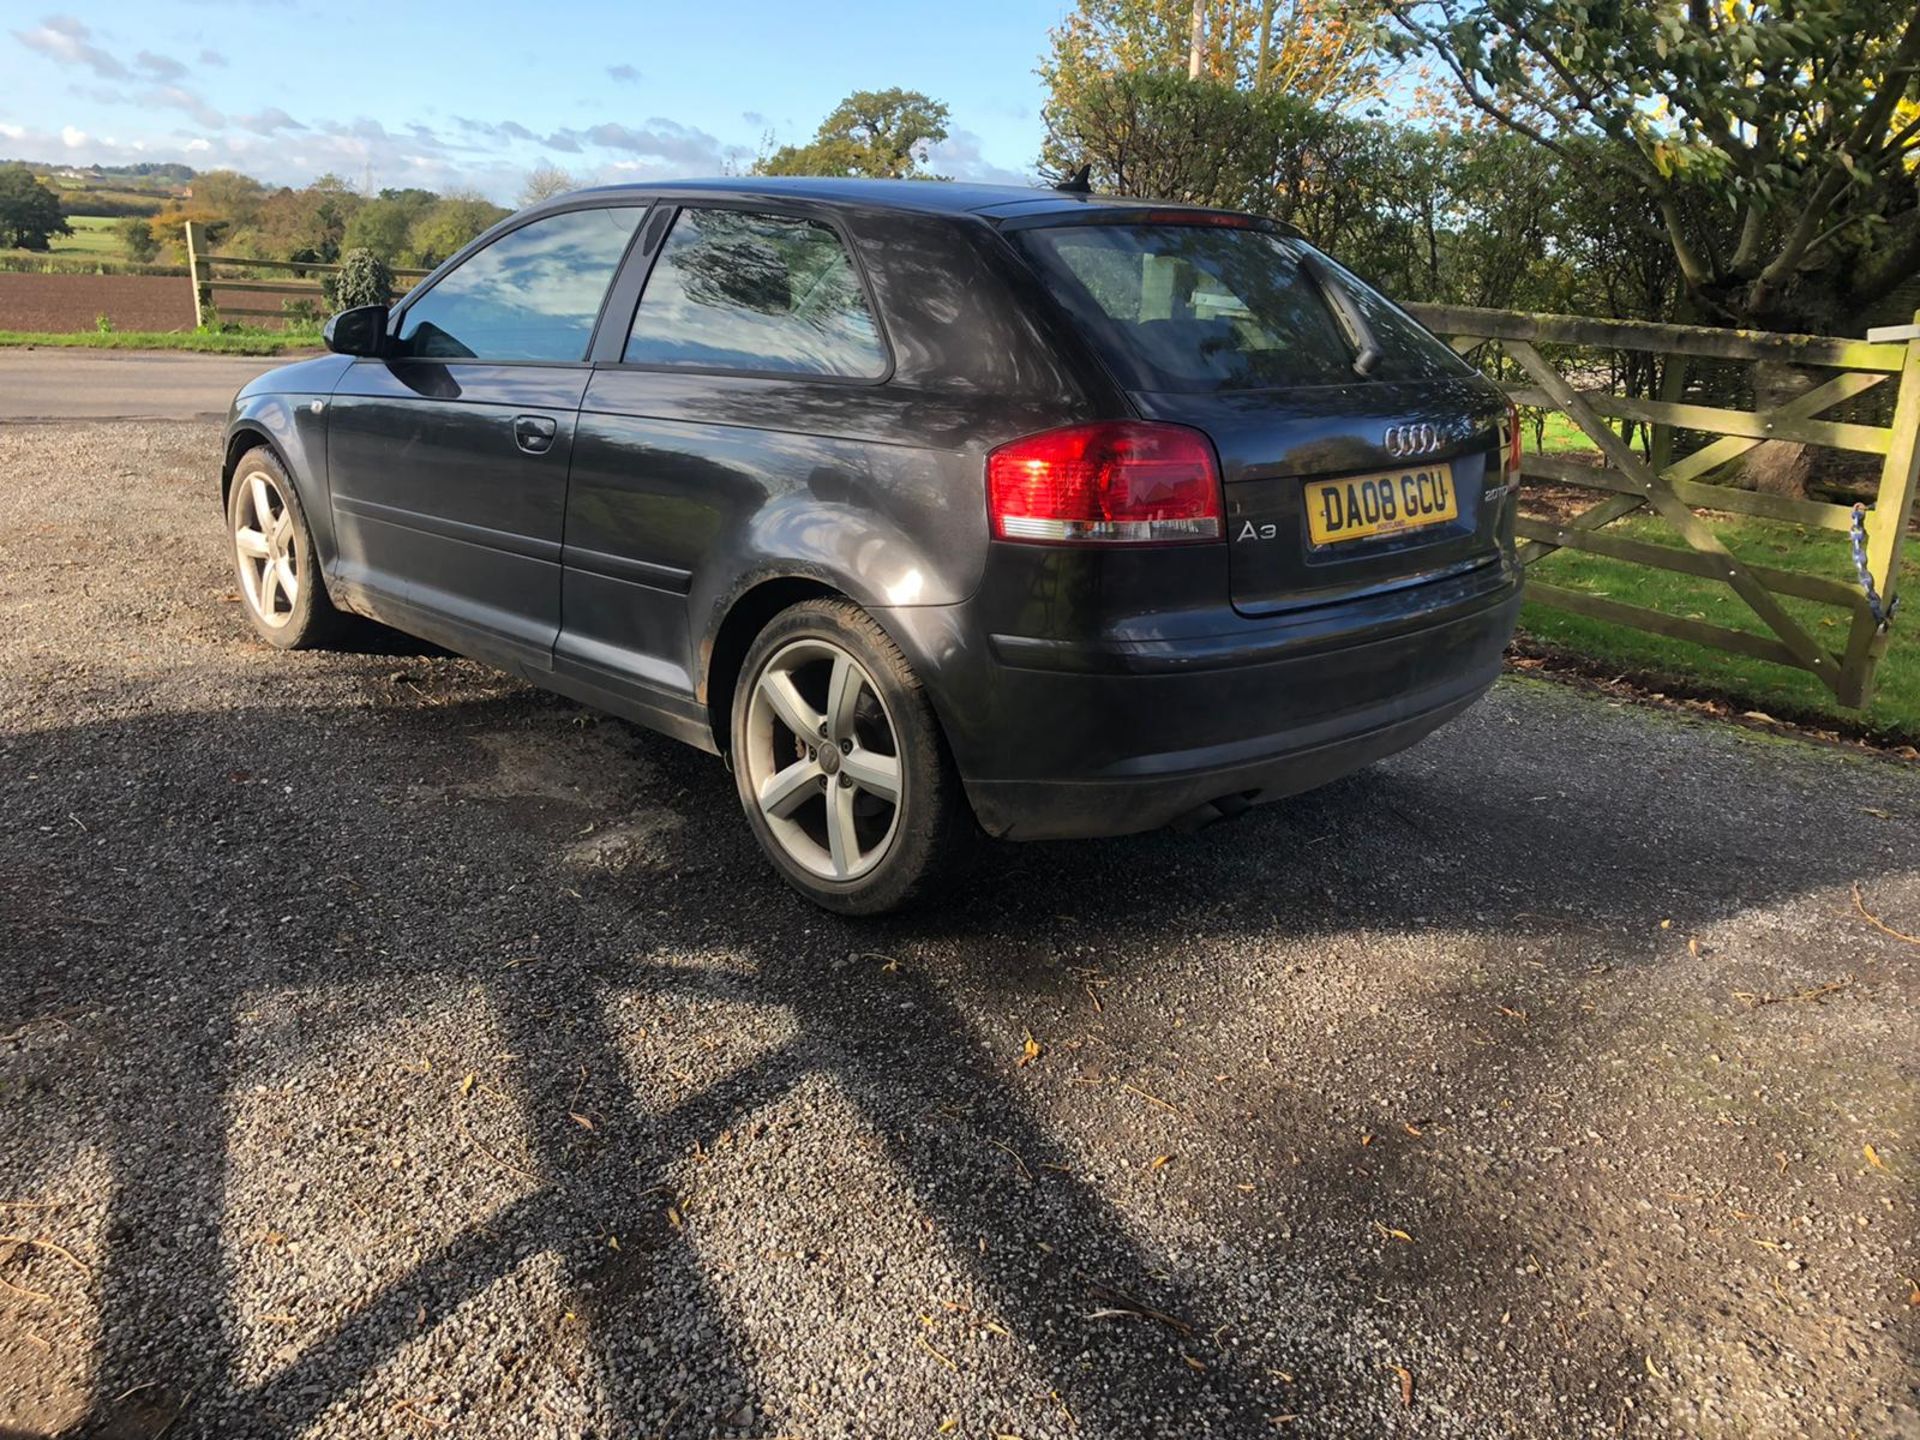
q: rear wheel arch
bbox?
[702,576,960,767]
[704,577,843,755]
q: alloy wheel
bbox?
[233,469,299,629]
[743,638,903,881]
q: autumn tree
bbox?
[1040,0,1383,176]
[755,89,951,178]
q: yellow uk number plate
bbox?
[1304,465,1458,546]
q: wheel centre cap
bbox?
[818,746,842,776]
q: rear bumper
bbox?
[881,561,1521,841]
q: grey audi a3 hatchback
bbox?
[221,177,1523,913]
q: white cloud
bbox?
[185,137,212,152]
[13,15,129,80]
[60,124,86,148]
[926,131,1031,187]
[134,49,189,82]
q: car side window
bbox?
[623,208,886,378]
[394,207,643,362]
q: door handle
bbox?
[513,414,558,455]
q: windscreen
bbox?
[1012,222,1472,393]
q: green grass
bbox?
[0,329,321,355]
[1521,508,1920,741]
[48,215,121,257]
[0,215,126,265]
[1525,408,1601,454]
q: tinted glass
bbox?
[1299,244,1473,384]
[624,208,886,377]
[1014,224,1470,392]
[396,207,642,362]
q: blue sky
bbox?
[3,1,1064,200]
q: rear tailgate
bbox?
[1005,216,1513,614]
[1131,378,1507,615]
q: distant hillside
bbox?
[2,160,196,185]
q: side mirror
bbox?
[324,304,390,358]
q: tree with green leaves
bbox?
[407,193,508,267]
[117,213,161,262]
[755,89,951,178]
[0,165,71,250]
[1384,0,1920,337]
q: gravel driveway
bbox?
[1,421,1916,1440]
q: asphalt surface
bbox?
[0,350,302,421]
[2,420,1917,1440]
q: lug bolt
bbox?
[807,747,816,761]
[818,722,829,738]
[840,738,853,754]
[817,775,828,788]
[839,774,852,788]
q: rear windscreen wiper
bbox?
[1303,253,1381,378]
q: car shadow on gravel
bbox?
[1,688,1912,1436]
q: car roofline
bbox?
[517,176,1287,229]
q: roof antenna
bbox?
[1054,164,1092,194]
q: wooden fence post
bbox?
[1844,313,1920,705]
[184,221,211,329]
[1865,314,1920,618]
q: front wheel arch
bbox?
[221,425,287,511]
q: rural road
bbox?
[2,420,1917,1439]
[0,349,305,420]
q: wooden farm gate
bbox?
[1406,303,1920,707]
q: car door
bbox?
[558,205,893,733]
[326,203,647,673]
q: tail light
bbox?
[1503,400,1523,487]
[986,421,1223,545]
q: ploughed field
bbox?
[1,420,1917,1440]
[0,271,194,332]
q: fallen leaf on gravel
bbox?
[1906,1276,1919,1306]
[1360,1132,1375,1147]
[1018,1031,1042,1068]
[1183,1353,1208,1372]
[1374,1223,1413,1243]
[1660,918,1672,929]
[666,1207,683,1232]
[1390,1364,1413,1407]
[1865,1144,1885,1170]
[1645,1355,1667,1380]
[1862,807,1891,819]
[1149,1154,1173,1171]
[937,1421,957,1435]
[1402,1123,1423,1137]
[459,1073,474,1097]
[917,1335,958,1372]
[1688,937,1700,957]
[568,1112,595,1131]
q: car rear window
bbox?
[1011,223,1471,393]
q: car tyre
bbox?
[731,598,973,915]
[227,446,345,650]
